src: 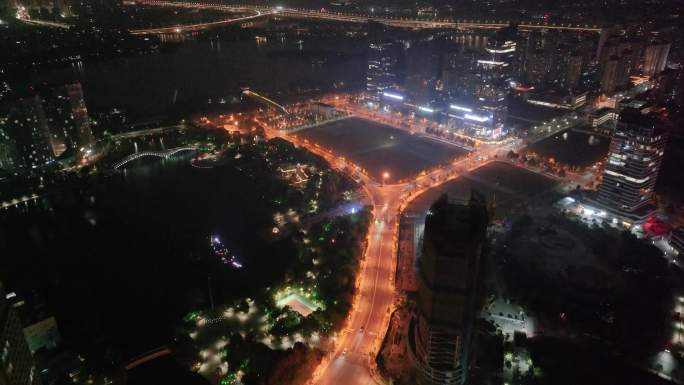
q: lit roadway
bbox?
[126,1,270,35]
[132,0,602,33]
[249,87,598,384]
[258,118,499,385]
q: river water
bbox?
[30,29,367,121]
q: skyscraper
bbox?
[525,48,547,86]
[1,282,42,385]
[600,55,620,94]
[42,82,94,157]
[0,95,54,171]
[408,193,488,385]
[642,40,670,77]
[595,108,667,224]
[366,42,401,102]
[565,52,583,89]
[481,26,518,81]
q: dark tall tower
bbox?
[1,282,42,385]
[409,192,488,385]
[600,55,620,94]
[565,52,583,89]
[642,40,670,77]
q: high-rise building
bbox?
[0,82,92,171]
[595,108,667,223]
[479,26,518,83]
[405,40,441,105]
[408,193,488,385]
[0,118,20,173]
[366,41,401,102]
[442,47,478,100]
[615,49,636,89]
[598,42,618,73]
[41,82,93,157]
[642,40,670,77]
[671,227,684,257]
[525,48,547,86]
[600,55,620,94]
[0,95,54,171]
[565,52,583,89]
[1,282,42,385]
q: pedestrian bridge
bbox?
[113,146,197,169]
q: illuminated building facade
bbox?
[42,82,94,157]
[0,82,93,171]
[1,282,41,385]
[446,96,505,139]
[409,193,487,385]
[588,108,618,129]
[595,108,667,223]
[0,96,54,171]
[480,26,518,81]
[0,117,20,173]
[366,42,401,102]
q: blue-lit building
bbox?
[446,94,508,140]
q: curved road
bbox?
[127,2,270,35]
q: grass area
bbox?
[298,117,468,183]
[406,161,558,217]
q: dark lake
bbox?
[0,157,295,358]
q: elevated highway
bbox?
[127,1,270,34]
[132,0,603,33]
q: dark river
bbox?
[30,29,367,121]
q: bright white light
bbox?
[450,104,472,112]
[486,47,515,54]
[465,113,490,122]
[382,92,404,101]
[418,106,434,113]
[477,60,506,66]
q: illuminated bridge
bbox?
[113,146,197,169]
[242,89,290,115]
[132,0,603,33]
[127,1,270,35]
